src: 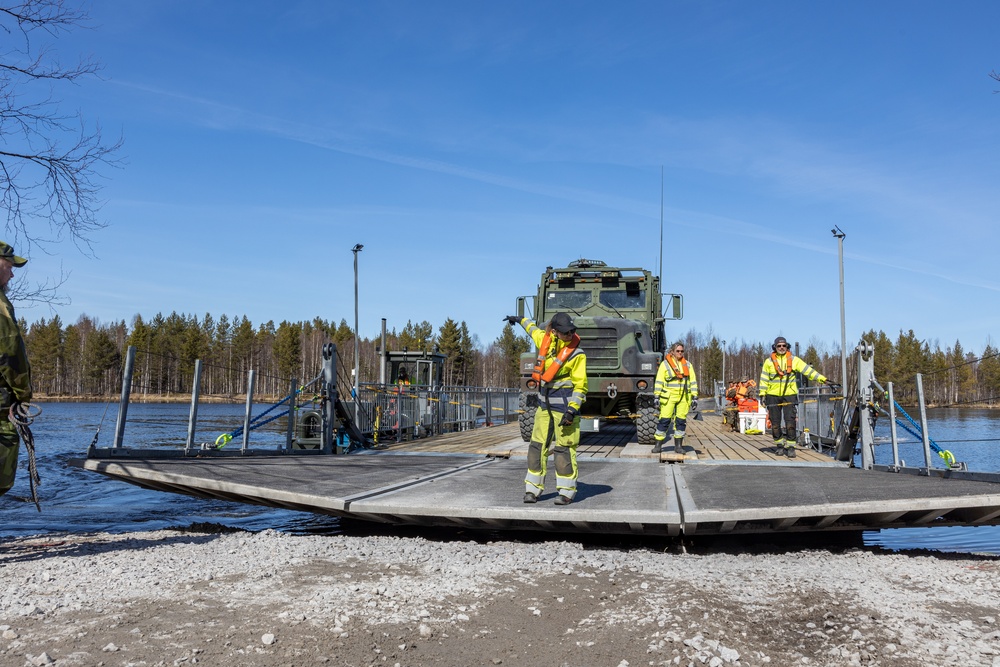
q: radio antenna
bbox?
[658,165,664,284]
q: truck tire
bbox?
[518,392,538,442]
[636,406,658,444]
[635,392,659,445]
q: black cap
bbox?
[549,312,576,334]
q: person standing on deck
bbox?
[653,342,698,454]
[0,242,32,497]
[759,336,827,458]
[505,313,587,505]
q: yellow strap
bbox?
[939,449,956,468]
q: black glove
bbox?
[559,408,578,427]
[504,315,520,326]
[690,399,698,411]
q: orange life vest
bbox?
[665,354,690,378]
[531,332,581,384]
[770,352,794,377]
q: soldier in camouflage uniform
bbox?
[0,241,33,497]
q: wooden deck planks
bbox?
[379,414,836,463]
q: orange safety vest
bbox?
[665,354,691,378]
[531,332,581,384]
[770,352,794,377]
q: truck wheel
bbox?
[636,406,658,444]
[518,393,537,442]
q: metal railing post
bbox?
[434,388,442,434]
[112,345,137,451]
[322,344,336,455]
[916,373,933,471]
[185,359,202,453]
[242,370,255,453]
[285,378,297,452]
[887,382,900,469]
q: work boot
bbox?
[554,495,572,506]
[523,492,538,504]
[651,441,662,454]
[773,441,785,456]
[785,445,797,459]
[673,438,684,454]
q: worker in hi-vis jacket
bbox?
[653,342,698,454]
[759,336,827,458]
[505,312,587,505]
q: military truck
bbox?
[514,259,683,444]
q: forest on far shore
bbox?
[20,312,1000,408]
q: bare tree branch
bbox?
[0,0,122,303]
[992,69,1000,94]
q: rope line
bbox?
[891,400,957,468]
[215,389,300,448]
[10,403,42,512]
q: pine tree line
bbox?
[23,312,532,401]
[22,312,999,407]
[679,327,1000,407]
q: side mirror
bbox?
[661,294,683,320]
[516,295,535,320]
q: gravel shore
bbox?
[2,526,999,667]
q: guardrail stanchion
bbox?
[185,359,202,454]
[242,370,255,453]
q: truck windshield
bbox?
[546,291,592,310]
[600,290,645,309]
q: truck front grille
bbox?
[577,327,620,371]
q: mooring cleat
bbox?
[523,492,538,504]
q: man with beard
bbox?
[0,241,33,497]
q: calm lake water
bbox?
[2,402,999,554]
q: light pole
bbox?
[352,243,364,422]
[831,227,847,400]
[721,339,726,394]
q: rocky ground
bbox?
[1,525,999,667]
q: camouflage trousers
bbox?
[0,418,19,497]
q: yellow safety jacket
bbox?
[759,353,826,398]
[654,356,698,400]
[521,318,588,413]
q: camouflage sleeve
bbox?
[0,296,32,403]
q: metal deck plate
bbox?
[77,454,1000,536]
[676,465,1000,534]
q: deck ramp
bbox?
[78,450,1000,536]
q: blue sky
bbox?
[14,1,1000,357]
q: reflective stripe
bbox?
[759,354,826,397]
[555,475,577,499]
[525,470,544,493]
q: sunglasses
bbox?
[776,344,788,349]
